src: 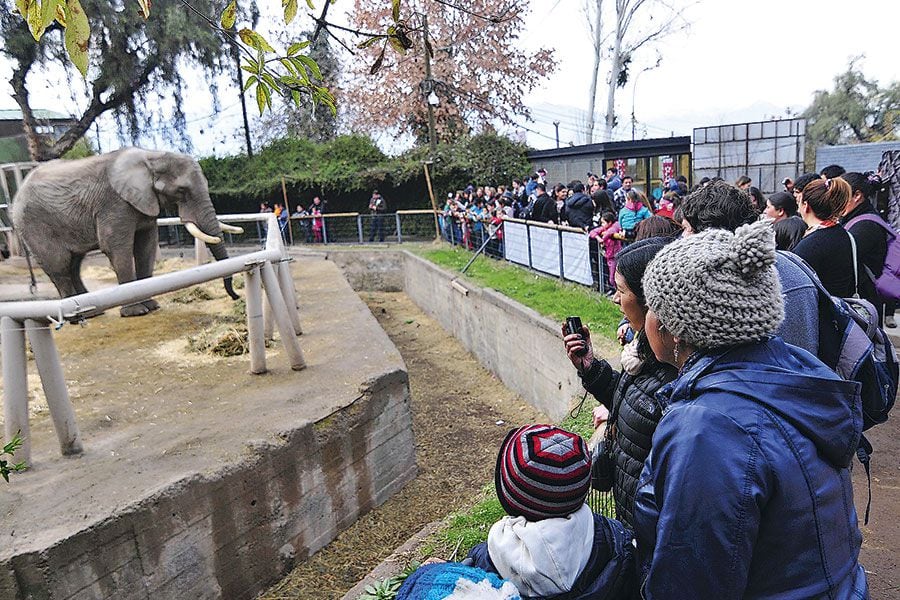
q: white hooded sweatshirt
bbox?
[487,503,594,597]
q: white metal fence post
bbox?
[194,237,209,266]
[277,259,302,336]
[1,316,30,465]
[244,263,267,374]
[260,261,306,371]
[262,297,275,341]
[25,319,82,456]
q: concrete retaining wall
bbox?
[324,250,406,292]
[401,253,584,420]
[1,371,415,600]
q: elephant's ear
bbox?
[108,149,161,217]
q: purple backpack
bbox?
[845,213,900,300]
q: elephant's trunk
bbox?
[178,182,239,300]
[208,241,240,300]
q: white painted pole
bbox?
[194,237,209,266]
[260,261,306,371]
[25,319,82,456]
[277,260,302,336]
[1,316,30,465]
[262,297,274,341]
[244,263,267,374]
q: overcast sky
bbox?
[2,0,899,155]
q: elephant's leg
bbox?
[69,254,89,295]
[133,227,160,312]
[31,243,80,298]
[99,236,148,317]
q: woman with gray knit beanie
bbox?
[633,220,868,599]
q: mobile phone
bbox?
[565,316,587,356]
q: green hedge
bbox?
[199,133,531,214]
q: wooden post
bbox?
[423,161,440,240]
[281,176,294,246]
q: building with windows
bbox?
[527,136,692,199]
[0,109,75,162]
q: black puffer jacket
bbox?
[580,355,677,529]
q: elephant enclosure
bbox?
[0,253,418,599]
[0,253,246,427]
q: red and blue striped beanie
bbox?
[495,424,591,521]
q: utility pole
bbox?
[422,14,437,155]
[553,121,560,148]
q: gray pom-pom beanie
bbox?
[642,220,785,349]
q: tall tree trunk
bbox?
[10,58,51,162]
[604,11,624,142]
[585,0,604,144]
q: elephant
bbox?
[11,147,242,317]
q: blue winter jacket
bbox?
[618,204,651,232]
[467,514,636,600]
[634,337,868,599]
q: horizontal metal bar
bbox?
[0,248,282,320]
[156,213,274,225]
[395,209,435,215]
[502,216,585,234]
[288,212,359,219]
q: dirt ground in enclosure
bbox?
[0,257,256,431]
[259,291,548,600]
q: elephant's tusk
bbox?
[218,222,244,234]
[184,222,222,245]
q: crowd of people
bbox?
[395,164,897,599]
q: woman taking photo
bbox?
[562,238,677,528]
[633,220,868,598]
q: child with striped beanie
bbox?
[466,425,636,600]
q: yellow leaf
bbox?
[391,0,400,22]
[282,0,297,24]
[27,0,45,41]
[54,2,66,26]
[41,0,57,28]
[64,0,90,77]
[238,28,275,53]
[15,0,28,19]
[255,82,267,115]
[387,35,407,55]
[220,0,236,29]
[305,0,314,8]
[136,0,150,19]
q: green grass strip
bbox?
[416,247,621,342]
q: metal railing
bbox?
[587,489,616,518]
[159,210,442,248]
[0,162,39,257]
[0,213,305,466]
[436,217,617,294]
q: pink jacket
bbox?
[589,222,623,261]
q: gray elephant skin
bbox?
[12,147,239,317]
